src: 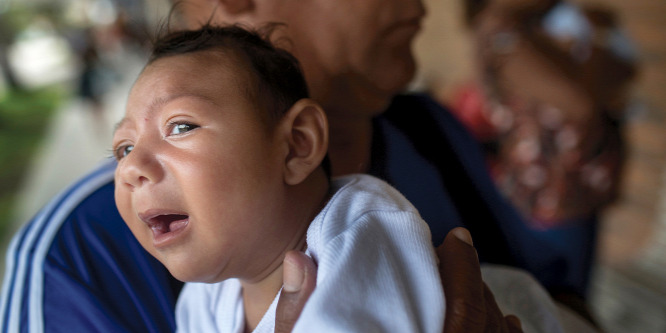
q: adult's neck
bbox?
[327,115,375,176]
[315,82,391,177]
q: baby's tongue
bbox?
[167,216,189,232]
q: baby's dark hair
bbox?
[149,24,309,126]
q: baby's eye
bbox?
[169,123,199,135]
[114,145,134,161]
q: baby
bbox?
[112,25,444,332]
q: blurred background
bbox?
[0,0,664,332]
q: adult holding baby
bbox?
[2,0,579,332]
[184,0,568,307]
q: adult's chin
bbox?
[371,54,417,95]
[367,59,417,110]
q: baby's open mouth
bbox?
[147,214,189,236]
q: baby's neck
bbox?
[239,222,309,332]
[239,171,329,331]
[241,264,285,332]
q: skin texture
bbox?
[113,50,330,330]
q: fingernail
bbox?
[452,227,474,246]
[283,255,304,293]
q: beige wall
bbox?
[413,0,475,99]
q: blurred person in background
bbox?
[76,27,105,124]
[447,0,638,320]
[71,8,152,132]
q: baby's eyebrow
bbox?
[113,117,129,135]
[150,93,219,112]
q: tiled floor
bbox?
[416,0,666,331]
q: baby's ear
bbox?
[280,99,329,185]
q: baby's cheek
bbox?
[126,219,158,260]
[124,217,146,243]
[114,187,131,217]
[113,196,144,244]
[114,200,133,227]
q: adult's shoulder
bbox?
[1,159,117,331]
[1,159,180,332]
[382,93,477,142]
[379,92,489,175]
[385,93,449,115]
[2,158,117,281]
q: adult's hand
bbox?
[273,227,523,333]
[275,251,317,333]
[440,227,523,332]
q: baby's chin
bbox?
[166,265,220,283]
[161,257,229,284]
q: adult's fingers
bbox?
[275,251,317,333]
[483,282,519,332]
[438,228,523,333]
[505,315,523,332]
[438,227,488,332]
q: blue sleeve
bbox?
[0,159,182,333]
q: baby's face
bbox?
[113,52,291,283]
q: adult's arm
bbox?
[0,160,181,333]
[275,227,523,333]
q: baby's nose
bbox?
[115,145,162,190]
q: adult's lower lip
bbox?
[385,20,422,42]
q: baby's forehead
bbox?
[125,49,266,120]
[140,49,257,96]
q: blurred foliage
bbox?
[0,7,33,37]
[0,3,71,51]
[0,87,64,237]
